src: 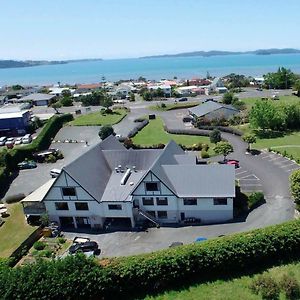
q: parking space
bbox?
[235,167,263,193]
[259,150,300,175]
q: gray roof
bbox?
[162,164,235,197]
[188,100,239,117]
[19,93,56,102]
[47,135,235,203]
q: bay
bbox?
[0,54,300,86]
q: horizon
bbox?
[1,0,300,60]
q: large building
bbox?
[22,136,235,229]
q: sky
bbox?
[1,0,300,60]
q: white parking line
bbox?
[267,157,282,162]
[236,170,248,175]
[285,167,300,172]
[280,163,297,168]
[239,174,259,180]
[261,155,273,159]
[241,183,263,186]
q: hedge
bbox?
[0,114,73,195]
[0,219,300,299]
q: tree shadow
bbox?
[254,130,285,139]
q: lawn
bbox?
[144,261,300,300]
[242,95,300,111]
[70,109,127,126]
[150,102,199,111]
[0,203,37,257]
[132,117,213,154]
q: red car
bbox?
[226,160,240,168]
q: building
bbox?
[0,104,30,135]
[147,85,172,97]
[22,136,235,229]
[188,100,239,121]
[208,78,228,94]
[18,93,56,106]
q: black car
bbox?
[178,97,188,102]
[69,241,99,254]
[17,160,37,170]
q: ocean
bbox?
[0,54,300,86]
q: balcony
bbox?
[22,201,46,215]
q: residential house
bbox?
[188,100,239,121]
[207,78,228,94]
[148,85,172,97]
[22,136,235,229]
[18,93,56,106]
[0,104,30,135]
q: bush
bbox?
[279,273,300,300]
[45,154,57,163]
[209,129,222,144]
[56,151,64,160]
[4,193,25,204]
[33,241,46,251]
[98,125,115,140]
[201,150,209,159]
[250,273,280,300]
[248,192,264,210]
[58,237,66,244]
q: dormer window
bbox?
[62,187,76,197]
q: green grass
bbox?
[150,102,199,111]
[242,95,300,111]
[0,203,37,257]
[132,117,213,154]
[70,109,127,126]
[144,261,300,300]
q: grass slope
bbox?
[150,102,199,111]
[145,261,300,300]
[70,109,127,126]
[0,203,37,257]
[132,117,213,152]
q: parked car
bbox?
[218,159,240,169]
[15,137,23,145]
[17,160,37,170]
[69,241,99,255]
[33,148,59,162]
[169,241,183,248]
[195,237,208,243]
[22,134,32,144]
[72,236,90,244]
[50,169,61,178]
[178,97,188,102]
[0,136,7,146]
[5,138,14,148]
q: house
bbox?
[188,100,239,121]
[18,93,56,106]
[49,87,75,96]
[21,136,235,229]
[207,78,228,94]
[0,95,7,105]
[0,104,30,135]
[148,85,172,97]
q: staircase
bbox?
[136,208,160,228]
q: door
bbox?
[75,217,91,229]
[180,212,185,221]
[59,216,75,228]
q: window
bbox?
[145,182,159,191]
[62,187,76,197]
[213,198,228,205]
[183,198,197,205]
[108,204,122,210]
[157,211,167,219]
[156,197,168,206]
[146,211,156,218]
[142,197,154,206]
[55,202,69,210]
[75,202,89,211]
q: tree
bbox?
[293,79,300,96]
[242,133,256,151]
[102,95,113,109]
[209,129,222,144]
[61,89,71,98]
[222,92,238,105]
[98,125,115,140]
[289,170,300,207]
[60,97,73,107]
[52,102,62,113]
[263,67,296,89]
[129,93,135,102]
[249,100,286,131]
[142,91,153,101]
[213,141,233,161]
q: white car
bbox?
[22,134,32,144]
[5,138,14,146]
[15,137,23,145]
[0,136,7,146]
[50,169,61,178]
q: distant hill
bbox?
[140,48,300,59]
[0,58,103,69]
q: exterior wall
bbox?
[206,108,238,121]
[34,100,50,106]
[0,113,30,130]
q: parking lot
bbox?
[259,150,300,175]
[235,167,263,194]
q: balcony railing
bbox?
[22,202,46,215]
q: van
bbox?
[22,134,32,144]
[0,136,7,146]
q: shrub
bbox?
[45,154,57,163]
[33,241,46,251]
[248,192,264,210]
[56,151,64,160]
[161,103,166,108]
[279,273,300,300]
[201,150,209,159]
[250,273,280,300]
[5,193,25,204]
[209,129,222,144]
[58,237,66,244]
[98,125,115,140]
